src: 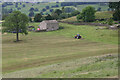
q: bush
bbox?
[45,14,53,20]
[81,6,96,22]
[59,13,68,19]
[71,10,80,16]
[113,10,120,21]
[77,13,82,21]
[107,19,114,25]
[34,13,43,22]
[29,11,34,17]
[29,7,34,11]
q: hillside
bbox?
[2,2,110,16]
[61,11,114,22]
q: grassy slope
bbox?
[2,23,118,77]
[77,4,109,11]
[4,3,109,16]
[61,11,114,22]
[3,54,118,78]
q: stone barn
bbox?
[39,20,59,31]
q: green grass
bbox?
[36,55,118,78]
[77,4,109,12]
[3,54,118,78]
[95,11,114,19]
[61,11,114,22]
[2,23,118,78]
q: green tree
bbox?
[59,13,68,19]
[109,2,120,11]
[4,11,29,41]
[29,11,34,17]
[107,18,113,25]
[113,10,120,21]
[81,6,96,22]
[71,10,80,16]
[109,2,120,21]
[45,14,53,20]
[54,9,62,15]
[34,13,42,22]
[51,13,59,20]
[77,13,82,21]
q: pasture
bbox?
[61,11,114,22]
[2,23,118,78]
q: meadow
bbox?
[61,11,114,22]
[2,23,118,78]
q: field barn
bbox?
[39,20,59,31]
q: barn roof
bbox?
[42,20,58,23]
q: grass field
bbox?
[2,22,118,78]
[61,11,114,22]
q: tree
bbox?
[71,10,80,16]
[29,7,34,11]
[34,8,39,11]
[109,2,120,11]
[54,9,62,15]
[109,2,120,21]
[59,13,68,19]
[23,4,25,7]
[51,13,59,20]
[34,13,43,22]
[62,6,65,13]
[29,11,34,17]
[81,6,96,22]
[77,13,82,21]
[29,17,32,22]
[97,7,101,11]
[45,14,53,20]
[4,11,29,41]
[50,9,54,12]
[42,8,46,12]
[113,10,120,21]
[46,6,50,9]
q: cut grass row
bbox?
[3,54,118,78]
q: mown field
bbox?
[2,23,118,78]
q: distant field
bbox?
[4,2,109,16]
[61,11,114,22]
[95,11,114,19]
[77,4,109,11]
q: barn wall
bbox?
[46,23,59,31]
[39,22,47,30]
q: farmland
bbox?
[2,23,118,78]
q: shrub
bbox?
[34,13,42,22]
[77,13,82,21]
[59,13,68,19]
[113,10,120,21]
[71,10,80,16]
[107,19,114,25]
[81,6,96,22]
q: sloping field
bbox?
[61,11,114,22]
[3,54,118,78]
[2,23,118,78]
